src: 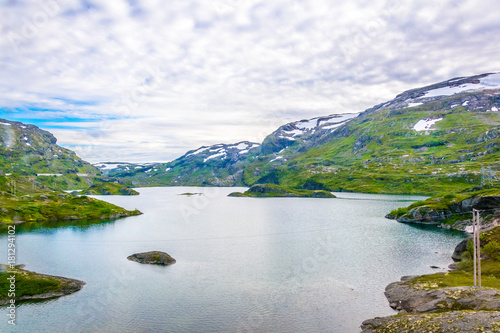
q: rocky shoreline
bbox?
[360,228,500,332]
[386,193,500,231]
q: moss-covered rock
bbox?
[127,251,176,266]
[228,184,336,198]
[386,189,500,230]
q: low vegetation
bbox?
[0,175,141,226]
[228,183,336,198]
[0,265,85,304]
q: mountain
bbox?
[0,119,100,176]
[110,72,500,194]
[0,120,141,225]
[108,141,261,186]
[107,113,360,186]
[269,72,500,194]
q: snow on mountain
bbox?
[413,118,443,131]
[424,73,500,98]
[94,162,153,174]
[363,72,500,114]
[184,141,260,163]
[278,113,359,141]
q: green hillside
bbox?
[270,100,499,194]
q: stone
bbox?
[127,251,176,266]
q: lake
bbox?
[0,187,466,332]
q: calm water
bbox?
[0,187,465,333]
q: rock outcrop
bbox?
[384,276,500,314]
[387,194,500,230]
[127,251,176,266]
[361,311,500,332]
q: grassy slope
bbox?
[82,181,139,195]
[250,103,499,195]
[0,175,141,225]
[387,188,500,223]
[0,265,84,303]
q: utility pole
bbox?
[473,209,481,287]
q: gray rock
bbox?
[384,277,500,314]
[127,251,176,266]
[452,237,471,261]
[361,311,500,332]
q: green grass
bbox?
[0,175,141,226]
[407,271,500,290]
[387,189,500,222]
[82,181,139,195]
[0,270,61,298]
[229,184,336,198]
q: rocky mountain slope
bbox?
[106,113,360,186]
[0,119,100,176]
[110,72,500,194]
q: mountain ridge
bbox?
[108,72,500,194]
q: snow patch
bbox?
[424,73,500,97]
[239,150,249,154]
[279,135,296,140]
[204,152,226,162]
[481,73,500,87]
[283,129,304,136]
[166,168,171,172]
[0,122,11,126]
[318,113,359,127]
[323,123,344,130]
[413,118,443,131]
[462,101,469,106]
[270,156,284,162]
[26,142,31,146]
[94,163,137,171]
[491,106,499,112]
[408,102,423,108]
[235,143,248,150]
[296,119,318,130]
[187,147,208,156]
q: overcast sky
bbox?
[1,0,500,163]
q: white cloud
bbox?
[1,0,500,162]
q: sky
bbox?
[1,0,500,163]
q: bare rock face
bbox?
[384,278,500,314]
[127,251,176,266]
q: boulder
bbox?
[127,251,176,266]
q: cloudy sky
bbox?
[1,0,500,162]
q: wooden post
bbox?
[473,209,477,287]
[473,209,482,288]
[477,210,481,288]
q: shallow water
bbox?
[0,187,465,332]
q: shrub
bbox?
[483,241,500,261]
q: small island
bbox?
[228,184,336,198]
[82,182,139,196]
[127,251,176,266]
[0,264,85,305]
